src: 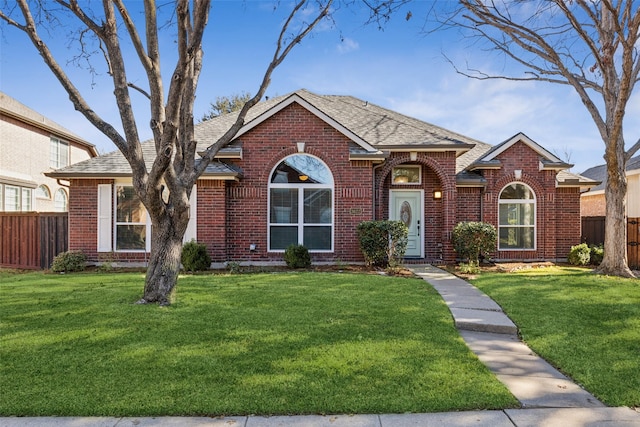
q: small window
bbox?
[498,183,536,250]
[392,165,421,185]
[36,185,51,199]
[54,189,68,212]
[21,188,32,211]
[50,137,69,169]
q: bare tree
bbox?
[446,0,639,278]
[0,0,335,304]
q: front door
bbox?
[390,190,423,257]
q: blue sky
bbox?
[1,1,638,174]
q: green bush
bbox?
[452,222,497,265]
[284,244,311,269]
[51,250,87,273]
[567,243,591,266]
[181,240,211,272]
[357,220,408,267]
[590,244,604,266]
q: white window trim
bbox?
[4,185,20,211]
[498,182,537,251]
[21,188,32,211]
[267,155,334,253]
[392,165,422,185]
[54,188,68,212]
[36,185,51,200]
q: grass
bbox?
[0,270,517,416]
[469,266,640,407]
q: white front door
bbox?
[390,190,423,257]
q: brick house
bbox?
[0,92,98,212]
[47,90,596,265]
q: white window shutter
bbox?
[97,184,113,252]
[183,185,197,243]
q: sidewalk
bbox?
[2,265,639,427]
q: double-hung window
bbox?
[50,137,69,169]
[498,183,536,250]
[115,185,148,250]
[268,154,333,251]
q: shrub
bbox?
[452,222,497,265]
[181,240,211,272]
[226,261,242,274]
[357,220,408,267]
[590,244,604,266]
[51,250,87,273]
[459,261,481,275]
[284,244,311,269]
[567,243,591,266]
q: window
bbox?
[2,185,33,211]
[50,137,69,169]
[498,183,536,250]
[392,165,421,185]
[54,189,68,212]
[36,185,51,199]
[21,188,32,211]
[115,186,148,250]
[269,154,333,251]
[4,186,19,211]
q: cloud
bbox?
[336,37,359,54]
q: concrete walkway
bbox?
[409,264,604,409]
[2,265,639,427]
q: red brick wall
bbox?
[374,151,457,262]
[478,142,582,261]
[218,103,374,263]
[69,179,111,262]
[196,180,227,261]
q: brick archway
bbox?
[375,155,457,262]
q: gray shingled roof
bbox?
[581,155,640,191]
[45,89,595,189]
[49,89,482,178]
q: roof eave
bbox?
[1,107,98,157]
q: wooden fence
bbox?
[0,212,68,270]
[581,216,640,270]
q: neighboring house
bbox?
[47,89,596,265]
[0,92,98,212]
[581,155,640,217]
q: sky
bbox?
[1,1,638,174]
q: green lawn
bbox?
[0,270,517,416]
[469,266,640,407]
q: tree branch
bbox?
[194,0,334,179]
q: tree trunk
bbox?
[138,210,190,305]
[596,145,635,278]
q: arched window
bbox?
[498,183,536,250]
[36,185,51,199]
[268,154,333,251]
[54,188,68,212]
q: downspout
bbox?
[372,162,386,220]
